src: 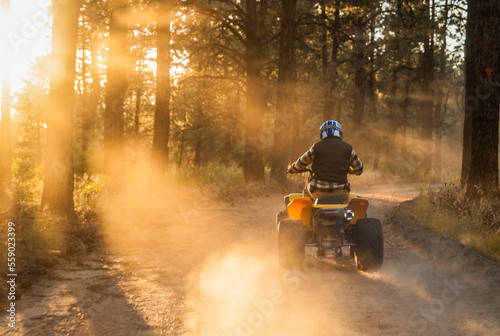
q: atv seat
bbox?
[314,197,344,205]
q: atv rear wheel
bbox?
[354,218,384,272]
[278,219,305,268]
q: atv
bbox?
[277,169,384,272]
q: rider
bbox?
[287,120,364,202]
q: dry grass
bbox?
[415,179,500,262]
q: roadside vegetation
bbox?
[416,179,500,262]
[0,173,104,303]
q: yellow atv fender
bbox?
[286,193,369,228]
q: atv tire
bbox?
[354,218,384,272]
[278,219,305,268]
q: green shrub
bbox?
[175,161,245,188]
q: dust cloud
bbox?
[187,247,341,336]
[96,155,345,335]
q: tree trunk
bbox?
[461,0,474,186]
[270,0,296,183]
[367,6,377,117]
[194,136,202,168]
[386,44,399,174]
[151,0,171,186]
[464,0,500,198]
[291,107,301,160]
[401,46,412,161]
[330,0,341,121]
[243,0,265,181]
[104,4,127,177]
[36,104,42,165]
[82,28,101,154]
[224,94,236,161]
[177,129,185,168]
[320,0,330,120]
[41,0,82,218]
[434,91,448,180]
[420,0,435,172]
[80,34,88,150]
[353,14,366,125]
[0,0,12,202]
[433,0,449,180]
[133,58,145,140]
[134,85,142,136]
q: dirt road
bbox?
[2,185,500,335]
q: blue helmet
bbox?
[319,120,343,140]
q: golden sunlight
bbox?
[0,0,52,95]
[2,1,500,336]
[143,49,190,84]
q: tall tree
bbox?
[433,0,450,179]
[104,0,128,176]
[367,4,378,117]
[151,0,172,185]
[420,0,435,172]
[270,0,297,183]
[41,0,82,217]
[81,2,104,158]
[0,0,11,202]
[320,0,330,120]
[352,9,367,125]
[243,0,266,181]
[330,0,342,121]
[187,0,273,180]
[462,0,500,198]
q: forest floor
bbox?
[1,183,500,336]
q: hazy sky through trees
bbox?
[0,0,52,95]
[0,0,466,113]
